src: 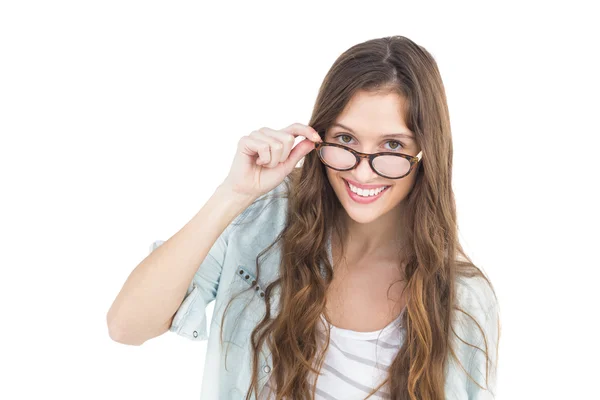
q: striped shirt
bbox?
[259,309,406,400]
[313,308,406,399]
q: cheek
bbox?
[388,172,418,203]
[325,168,339,187]
[326,169,349,199]
[389,182,411,201]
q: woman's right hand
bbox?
[220,123,322,201]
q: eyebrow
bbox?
[330,122,415,141]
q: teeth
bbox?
[347,181,388,197]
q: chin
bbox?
[343,208,384,224]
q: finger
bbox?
[258,127,295,163]
[283,137,317,173]
[240,135,271,165]
[279,122,322,143]
[253,130,284,168]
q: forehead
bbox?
[329,90,411,138]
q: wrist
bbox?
[213,183,256,211]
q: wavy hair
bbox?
[220,35,500,400]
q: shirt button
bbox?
[193,331,198,338]
[263,365,271,373]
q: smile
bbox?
[343,178,390,204]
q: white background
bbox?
[1,1,598,399]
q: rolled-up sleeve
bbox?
[149,229,229,342]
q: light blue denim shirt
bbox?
[149,178,499,399]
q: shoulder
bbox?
[219,178,292,303]
[452,272,500,349]
[226,177,291,248]
[449,272,500,382]
[455,273,499,318]
[453,273,501,395]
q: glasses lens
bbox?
[372,155,411,178]
[319,146,355,169]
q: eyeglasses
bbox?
[314,135,423,180]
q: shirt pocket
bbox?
[224,265,276,386]
[204,264,280,396]
[220,265,268,346]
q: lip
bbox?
[344,178,389,190]
[342,178,390,204]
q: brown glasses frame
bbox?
[314,139,423,180]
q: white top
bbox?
[259,308,406,400]
[312,309,405,399]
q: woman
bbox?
[107,35,500,400]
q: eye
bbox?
[385,140,404,151]
[335,134,354,144]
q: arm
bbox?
[106,184,255,346]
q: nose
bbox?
[353,157,378,182]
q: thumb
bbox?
[283,139,317,173]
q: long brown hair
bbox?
[221,35,499,400]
